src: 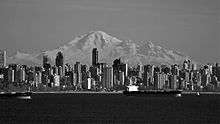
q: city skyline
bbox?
[1,47,220,92]
[0,1,219,123]
[0,0,219,63]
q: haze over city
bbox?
[0,0,219,63]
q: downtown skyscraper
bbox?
[0,50,6,68]
[55,51,64,68]
[92,48,98,66]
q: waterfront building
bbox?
[87,77,92,90]
[211,76,218,87]
[119,71,125,86]
[35,66,43,72]
[48,75,54,87]
[0,73,3,83]
[149,65,155,84]
[0,67,5,79]
[15,65,21,83]
[48,67,53,76]
[142,65,148,87]
[197,72,202,87]
[183,60,189,70]
[72,72,77,86]
[137,64,143,79]
[58,66,63,76]
[74,62,82,88]
[217,81,220,88]
[178,77,185,90]
[8,64,18,83]
[64,64,71,75]
[159,73,166,89]
[82,70,91,90]
[201,73,209,87]
[34,72,42,87]
[43,54,49,65]
[0,68,5,82]
[154,72,160,89]
[20,67,26,82]
[113,74,118,86]
[26,68,35,85]
[91,79,96,89]
[171,64,179,75]
[107,66,114,88]
[215,64,220,81]
[42,72,49,85]
[191,71,200,87]
[112,58,127,86]
[192,63,197,71]
[212,63,220,81]
[100,63,106,88]
[184,71,190,84]
[162,65,171,75]
[163,73,169,89]
[170,75,177,90]
[0,50,6,68]
[52,66,58,75]
[89,66,99,82]
[65,71,74,86]
[154,66,161,74]
[7,67,15,83]
[16,66,21,83]
[43,54,51,72]
[81,64,88,86]
[3,68,8,83]
[54,74,60,87]
[208,64,213,75]
[125,64,128,78]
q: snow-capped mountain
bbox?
[7,31,194,66]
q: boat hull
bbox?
[0,92,32,99]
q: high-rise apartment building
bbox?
[92,48,98,66]
[43,54,51,70]
[74,62,82,88]
[8,67,15,83]
[55,51,64,67]
[0,50,6,68]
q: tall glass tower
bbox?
[92,48,98,66]
[55,51,64,67]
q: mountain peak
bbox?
[67,30,122,50]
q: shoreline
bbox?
[182,91,220,95]
[31,91,123,94]
[27,91,220,95]
[2,91,220,95]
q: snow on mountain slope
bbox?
[8,31,193,66]
[7,51,41,66]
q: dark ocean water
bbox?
[0,94,220,124]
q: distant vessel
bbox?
[123,85,182,97]
[0,92,32,99]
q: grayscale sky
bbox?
[0,0,219,63]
